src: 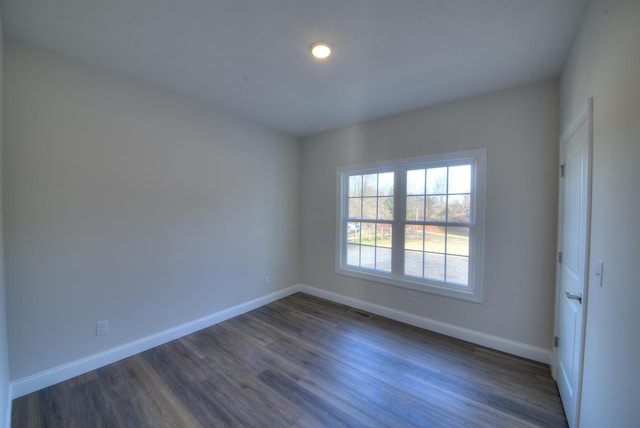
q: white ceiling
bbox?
[0,0,587,137]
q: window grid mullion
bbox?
[375,175,379,269]
[405,221,471,227]
[420,169,426,278]
[358,175,364,266]
[392,167,405,276]
[444,167,449,282]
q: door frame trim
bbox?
[552,98,593,427]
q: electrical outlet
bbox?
[96,320,109,336]
[407,290,415,302]
[264,276,270,287]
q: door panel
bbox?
[555,100,592,428]
[562,133,584,275]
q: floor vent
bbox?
[348,308,372,319]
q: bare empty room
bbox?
[0,0,639,427]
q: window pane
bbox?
[347,222,360,243]
[361,222,376,245]
[347,244,360,266]
[448,194,470,223]
[426,195,446,221]
[348,198,361,219]
[363,174,377,196]
[405,250,423,277]
[378,197,393,220]
[407,169,425,195]
[425,225,445,253]
[425,252,445,281]
[378,172,394,196]
[376,247,392,272]
[362,198,377,219]
[426,167,447,194]
[405,225,423,250]
[447,227,469,256]
[376,223,392,248]
[448,165,471,194]
[361,246,376,269]
[446,255,468,285]
[349,175,362,197]
[406,196,425,221]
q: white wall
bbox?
[560,1,640,426]
[3,40,300,382]
[0,9,12,427]
[300,80,559,351]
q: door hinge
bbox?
[554,336,559,347]
[558,252,563,263]
[560,164,565,177]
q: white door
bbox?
[554,100,592,427]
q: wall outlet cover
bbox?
[96,320,109,336]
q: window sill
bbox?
[335,266,483,303]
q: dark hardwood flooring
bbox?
[12,292,568,427]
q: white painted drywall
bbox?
[0,11,13,427]
[560,1,640,425]
[300,80,559,350]
[3,40,300,381]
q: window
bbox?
[336,149,486,302]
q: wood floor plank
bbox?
[123,355,204,427]
[178,330,308,426]
[93,361,162,427]
[10,392,40,427]
[259,368,378,428]
[12,292,567,427]
[140,345,242,427]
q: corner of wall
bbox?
[0,6,14,426]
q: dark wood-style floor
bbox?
[12,293,568,427]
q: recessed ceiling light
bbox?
[310,42,331,59]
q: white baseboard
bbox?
[11,283,551,400]
[10,286,298,399]
[297,284,552,364]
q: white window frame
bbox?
[335,148,486,303]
